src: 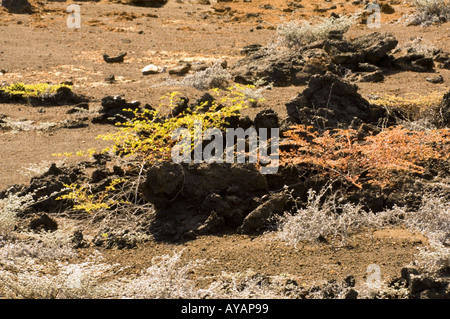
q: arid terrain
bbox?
[0,0,449,300]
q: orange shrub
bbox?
[280,125,450,188]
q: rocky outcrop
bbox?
[375,266,450,299]
[122,0,168,7]
[1,0,33,14]
[438,90,450,127]
[92,95,141,124]
[103,52,127,64]
[285,72,386,130]
[238,191,287,234]
[394,53,435,72]
[139,162,269,210]
[0,85,86,107]
[349,32,398,65]
[139,162,280,240]
[231,32,400,86]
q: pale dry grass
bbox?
[276,15,358,48]
[162,62,231,90]
[406,0,450,25]
[273,187,377,246]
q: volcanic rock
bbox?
[1,0,33,14]
[285,72,386,130]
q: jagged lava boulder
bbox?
[285,72,386,130]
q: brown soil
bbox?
[94,229,428,290]
[0,0,449,293]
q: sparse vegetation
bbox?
[280,124,450,188]
[163,62,232,90]
[273,186,376,245]
[407,0,450,25]
[276,14,357,48]
[56,178,130,214]
[3,189,449,299]
[274,187,450,287]
[368,91,446,127]
[0,193,34,237]
[0,250,111,298]
[1,0,450,301]
[0,82,72,98]
[416,240,450,274]
[94,86,254,164]
[101,250,207,299]
[54,85,257,214]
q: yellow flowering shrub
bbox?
[55,85,260,213]
[96,85,255,164]
[0,82,72,98]
[56,178,129,214]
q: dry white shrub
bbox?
[206,270,304,299]
[274,186,450,244]
[0,193,35,237]
[0,239,74,261]
[396,118,438,131]
[372,192,450,247]
[274,187,376,246]
[402,37,438,56]
[0,252,115,299]
[276,15,357,48]
[162,62,231,91]
[274,187,450,277]
[101,250,208,299]
[391,194,450,274]
[402,194,450,243]
[415,240,450,274]
[406,0,450,25]
[20,160,66,178]
[413,0,450,16]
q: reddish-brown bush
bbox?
[280,125,450,188]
